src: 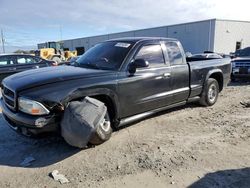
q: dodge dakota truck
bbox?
[1,37,232,144]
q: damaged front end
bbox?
[1,101,60,136]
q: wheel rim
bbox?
[208,84,217,103]
[99,114,111,132]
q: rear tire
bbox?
[200,78,219,106]
[89,109,112,145]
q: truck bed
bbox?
[187,58,232,98]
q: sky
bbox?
[0,0,250,52]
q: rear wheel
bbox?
[200,78,219,106]
[89,109,112,145]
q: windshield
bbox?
[76,41,134,70]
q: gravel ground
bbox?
[0,82,250,188]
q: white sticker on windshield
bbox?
[115,43,131,48]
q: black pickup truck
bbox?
[1,37,231,144]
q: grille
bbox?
[235,62,250,68]
[2,85,16,110]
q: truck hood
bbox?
[2,66,114,92]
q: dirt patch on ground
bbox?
[0,82,250,188]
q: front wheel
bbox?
[89,110,112,145]
[200,78,219,106]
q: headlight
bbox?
[18,97,50,115]
[232,62,235,68]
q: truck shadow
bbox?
[188,167,250,188]
[0,114,82,168]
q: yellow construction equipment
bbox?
[35,41,77,64]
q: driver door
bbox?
[118,42,172,118]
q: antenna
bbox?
[59,25,62,41]
[1,29,5,54]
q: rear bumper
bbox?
[1,99,59,135]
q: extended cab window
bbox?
[166,42,184,66]
[135,44,165,67]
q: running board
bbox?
[119,101,186,127]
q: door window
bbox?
[135,44,165,67]
[26,57,39,63]
[17,56,38,64]
[0,56,14,65]
[17,57,26,64]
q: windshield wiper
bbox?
[78,63,100,70]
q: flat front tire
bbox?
[200,78,219,106]
[89,109,112,145]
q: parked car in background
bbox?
[235,47,250,57]
[231,57,250,81]
[0,54,56,83]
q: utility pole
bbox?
[59,25,62,41]
[1,29,5,54]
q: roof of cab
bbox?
[107,37,178,43]
[0,54,35,57]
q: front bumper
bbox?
[232,67,250,78]
[1,99,59,135]
[231,73,250,78]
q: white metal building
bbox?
[38,19,250,54]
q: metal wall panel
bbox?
[108,31,134,39]
[134,27,167,37]
[167,20,215,53]
[37,43,46,49]
[39,19,250,54]
[63,39,74,50]
[88,35,109,48]
[57,20,216,54]
[214,20,250,54]
[78,38,90,50]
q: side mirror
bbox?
[128,59,149,74]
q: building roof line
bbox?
[38,18,250,45]
[58,19,218,43]
[215,18,250,23]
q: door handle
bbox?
[33,66,39,69]
[163,73,171,78]
[9,67,16,71]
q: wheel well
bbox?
[90,95,117,124]
[209,73,223,92]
